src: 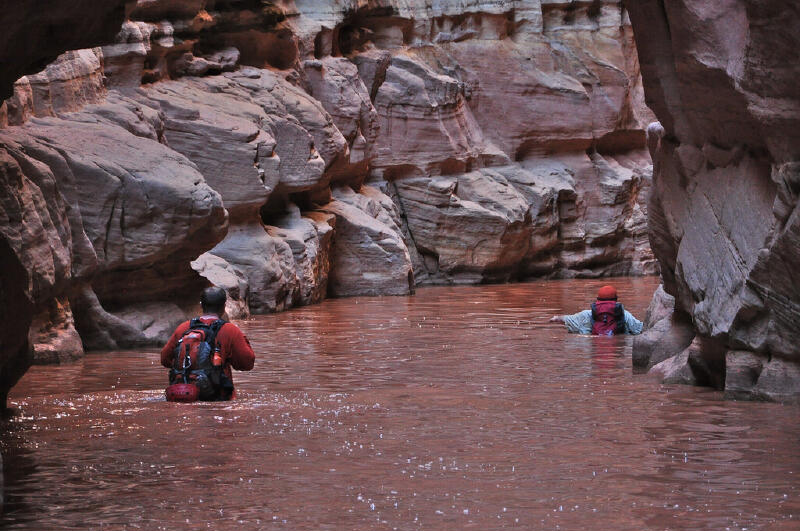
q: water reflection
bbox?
[2,278,799,530]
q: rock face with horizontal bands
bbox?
[0,0,658,406]
[627,0,800,401]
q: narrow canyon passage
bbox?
[2,278,798,530]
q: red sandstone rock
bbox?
[321,186,414,297]
[1,49,107,128]
[29,297,84,365]
[267,207,336,305]
[628,0,800,400]
[0,105,227,351]
[190,253,250,319]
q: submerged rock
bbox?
[632,285,695,371]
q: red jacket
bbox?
[161,315,255,386]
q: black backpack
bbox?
[170,318,233,400]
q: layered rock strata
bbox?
[1,0,657,405]
[628,0,800,401]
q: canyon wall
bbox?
[0,0,132,407]
[0,0,656,406]
[628,0,800,401]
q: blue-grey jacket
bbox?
[562,309,643,335]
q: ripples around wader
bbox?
[2,278,799,530]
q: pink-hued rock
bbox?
[628,0,800,400]
[725,350,768,398]
[136,77,277,220]
[321,186,414,297]
[227,68,348,192]
[266,207,337,306]
[8,120,226,280]
[393,169,531,282]
[370,52,503,175]
[0,101,227,355]
[129,69,350,314]
[206,208,336,314]
[102,21,156,89]
[70,283,191,350]
[303,56,380,174]
[303,57,379,147]
[30,297,84,364]
[194,222,297,314]
[632,284,696,371]
[1,49,107,127]
[649,336,725,389]
[190,253,250,320]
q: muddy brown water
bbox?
[2,278,799,530]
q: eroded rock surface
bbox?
[1,0,658,405]
[0,0,130,102]
[628,0,800,401]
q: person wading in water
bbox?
[549,285,643,336]
[161,286,255,401]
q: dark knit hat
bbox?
[597,285,618,301]
[201,286,227,311]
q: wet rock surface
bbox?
[632,284,695,371]
[1,0,657,404]
[628,0,800,401]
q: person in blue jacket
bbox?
[549,285,643,335]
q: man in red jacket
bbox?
[161,286,255,400]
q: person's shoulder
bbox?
[218,321,246,336]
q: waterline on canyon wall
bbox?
[2,278,798,530]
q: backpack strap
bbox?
[590,302,598,321]
[173,318,225,364]
[207,319,226,348]
[614,303,627,334]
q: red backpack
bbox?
[169,318,229,400]
[590,301,627,336]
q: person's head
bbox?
[596,285,618,301]
[200,286,227,316]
